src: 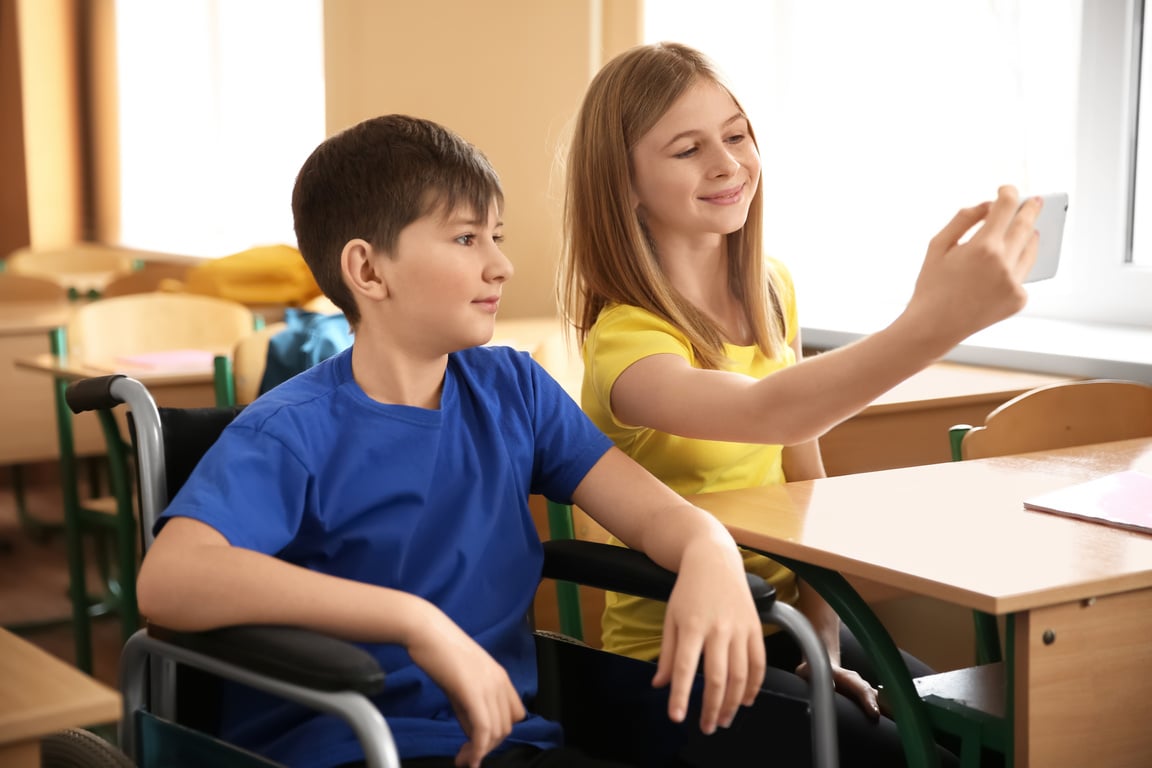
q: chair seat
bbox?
[914,661,1004,719]
[912,663,1004,723]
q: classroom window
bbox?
[644,0,1152,331]
[114,0,325,257]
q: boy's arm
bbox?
[570,447,767,735]
[138,517,524,768]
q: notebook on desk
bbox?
[96,349,216,374]
[1024,470,1152,534]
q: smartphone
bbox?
[1021,192,1069,283]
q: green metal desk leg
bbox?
[52,369,93,673]
[772,554,942,768]
[545,500,584,641]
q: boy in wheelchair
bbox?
[135,114,769,768]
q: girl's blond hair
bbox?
[559,42,787,369]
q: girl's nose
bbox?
[709,145,740,177]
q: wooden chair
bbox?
[212,322,287,406]
[99,261,190,298]
[922,378,1152,766]
[49,292,255,672]
[954,378,1152,461]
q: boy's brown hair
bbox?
[291,114,504,325]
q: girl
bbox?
[559,41,1039,766]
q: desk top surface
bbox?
[690,438,1152,614]
[15,352,221,386]
[0,628,120,745]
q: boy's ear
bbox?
[341,238,390,301]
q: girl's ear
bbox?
[341,239,389,301]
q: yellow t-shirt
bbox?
[582,259,802,660]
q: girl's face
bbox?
[630,79,760,251]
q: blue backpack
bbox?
[259,307,354,394]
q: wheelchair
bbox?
[53,374,838,768]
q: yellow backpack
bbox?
[182,244,321,306]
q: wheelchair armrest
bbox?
[148,623,385,696]
[541,539,776,613]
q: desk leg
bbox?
[1015,589,1152,768]
[52,373,93,673]
[772,555,942,768]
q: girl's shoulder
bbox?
[764,255,796,296]
[591,303,691,344]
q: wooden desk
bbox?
[0,627,120,767]
[0,303,105,464]
[15,352,222,407]
[690,438,1152,768]
[817,361,1074,475]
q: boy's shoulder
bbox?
[448,343,542,393]
[234,347,351,430]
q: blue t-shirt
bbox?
[158,345,613,768]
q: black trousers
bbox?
[340,744,634,768]
[342,625,959,768]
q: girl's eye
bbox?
[726,134,746,144]
[493,234,505,244]
[673,146,698,159]
[455,234,475,246]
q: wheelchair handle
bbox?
[65,373,129,414]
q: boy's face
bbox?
[378,200,512,353]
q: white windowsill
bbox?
[801,306,1152,384]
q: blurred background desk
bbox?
[1,304,105,468]
[0,626,120,767]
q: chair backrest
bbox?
[0,271,69,302]
[7,245,138,298]
[100,262,191,298]
[224,323,287,405]
[64,292,254,367]
[961,379,1152,459]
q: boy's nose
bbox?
[486,245,514,282]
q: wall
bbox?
[322,0,641,319]
[13,0,84,248]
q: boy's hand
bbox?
[651,539,766,735]
[905,185,1041,345]
[406,608,526,768]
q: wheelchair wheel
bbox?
[40,728,134,768]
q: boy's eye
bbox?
[455,234,475,246]
[493,234,505,244]
[673,146,698,159]
[726,134,746,144]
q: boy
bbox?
[135,114,767,768]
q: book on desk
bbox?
[91,348,217,374]
[1024,470,1152,534]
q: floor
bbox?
[0,463,125,692]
